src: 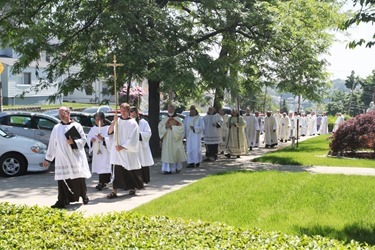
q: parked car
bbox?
[0,111,60,145]
[0,128,48,177]
[81,106,112,114]
[46,111,112,134]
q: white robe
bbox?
[109,117,141,171]
[203,113,223,145]
[87,125,111,174]
[45,122,92,181]
[264,115,278,146]
[158,115,186,164]
[219,114,229,152]
[333,115,345,132]
[308,114,317,135]
[318,116,329,134]
[138,119,154,167]
[279,116,290,141]
[300,116,308,135]
[243,114,259,147]
[184,115,205,164]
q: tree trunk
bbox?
[148,79,161,157]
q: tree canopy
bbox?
[0,0,345,155]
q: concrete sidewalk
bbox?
[1,139,374,217]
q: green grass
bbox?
[134,171,375,245]
[253,134,375,168]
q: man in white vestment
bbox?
[274,109,282,139]
[332,112,345,133]
[279,112,290,143]
[307,111,317,136]
[254,111,263,147]
[263,111,278,148]
[300,113,308,136]
[158,104,186,174]
[87,112,111,191]
[106,103,144,198]
[218,108,229,154]
[243,108,259,150]
[288,111,295,140]
[130,107,154,183]
[317,112,329,135]
[43,107,91,209]
[184,105,205,168]
[225,109,248,158]
[203,106,223,161]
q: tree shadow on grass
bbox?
[252,155,303,165]
[297,223,375,245]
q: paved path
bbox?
[1,137,374,217]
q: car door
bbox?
[33,116,57,144]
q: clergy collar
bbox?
[119,116,131,120]
[168,113,177,118]
[60,120,73,125]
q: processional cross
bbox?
[106,54,123,146]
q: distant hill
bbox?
[331,79,349,93]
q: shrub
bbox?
[329,111,375,155]
[0,203,368,249]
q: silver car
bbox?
[0,111,60,145]
[0,128,48,177]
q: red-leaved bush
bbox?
[329,111,375,156]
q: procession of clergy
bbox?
[44,104,343,208]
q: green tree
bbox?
[361,70,375,106]
[344,0,375,48]
[345,70,363,115]
[0,0,345,156]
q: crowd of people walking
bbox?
[43,104,344,209]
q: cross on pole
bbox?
[106,54,123,146]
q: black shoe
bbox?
[176,169,181,173]
[51,201,65,209]
[236,155,240,158]
[219,151,224,155]
[196,163,200,168]
[82,196,89,205]
[186,163,195,168]
[95,183,103,191]
[249,147,253,151]
[163,171,172,175]
[129,189,136,195]
[225,154,231,159]
[203,158,212,162]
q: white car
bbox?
[81,106,112,114]
[0,128,48,177]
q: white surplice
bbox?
[45,122,92,181]
[138,118,154,166]
[184,114,205,164]
[87,125,111,174]
[243,114,259,147]
[109,117,141,171]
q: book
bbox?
[65,125,81,149]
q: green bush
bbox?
[0,203,369,249]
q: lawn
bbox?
[253,134,375,168]
[133,171,375,245]
[133,135,375,245]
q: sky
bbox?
[325,19,375,80]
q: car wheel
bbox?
[0,153,27,177]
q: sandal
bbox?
[106,192,118,199]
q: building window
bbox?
[23,72,31,85]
